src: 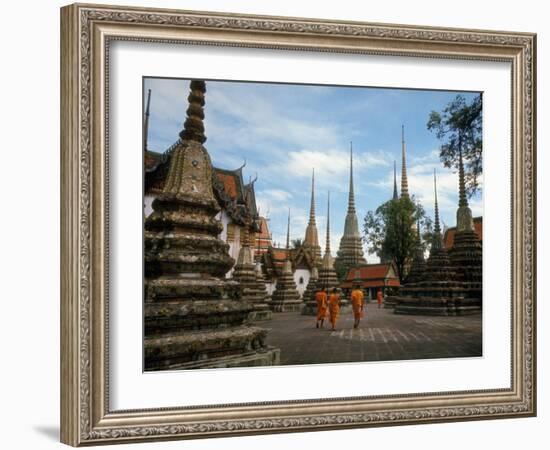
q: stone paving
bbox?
[264,303,482,366]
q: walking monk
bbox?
[328,288,341,331]
[376,289,384,309]
[351,285,364,329]
[315,288,328,328]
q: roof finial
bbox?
[325,191,331,256]
[348,141,356,213]
[401,125,409,199]
[432,169,442,249]
[236,158,247,172]
[179,80,207,144]
[393,160,398,200]
[143,89,151,151]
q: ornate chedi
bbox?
[270,210,302,312]
[232,225,273,321]
[301,266,319,315]
[255,260,271,302]
[393,171,467,316]
[144,80,279,370]
[303,169,322,266]
[449,149,483,302]
[335,143,366,280]
[318,193,348,307]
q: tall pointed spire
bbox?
[348,142,356,213]
[456,147,475,232]
[179,80,207,144]
[318,191,340,291]
[393,160,398,200]
[401,125,409,199]
[458,148,468,208]
[143,89,151,151]
[449,147,482,301]
[303,169,322,263]
[432,169,442,250]
[286,208,291,250]
[325,192,331,256]
[335,142,366,278]
[309,169,317,225]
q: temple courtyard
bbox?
[264,306,482,366]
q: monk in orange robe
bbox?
[377,289,384,309]
[350,285,364,329]
[315,288,328,328]
[328,288,340,331]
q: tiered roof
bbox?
[341,263,400,289]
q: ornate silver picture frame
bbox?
[60,3,536,446]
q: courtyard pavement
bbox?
[264,304,482,366]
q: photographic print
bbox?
[143,78,483,372]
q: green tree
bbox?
[291,238,303,249]
[363,196,432,283]
[427,94,482,197]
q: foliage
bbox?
[291,238,303,249]
[363,196,432,283]
[334,256,349,282]
[427,94,483,197]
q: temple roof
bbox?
[261,246,292,278]
[144,145,258,227]
[341,263,400,289]
[256,217,271,240]
[444,216,483,249]
[144,150,163,172]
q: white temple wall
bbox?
[217,210,228,242]
[143,195,155,218]
[266,280,277,296]
[293,269,310,297]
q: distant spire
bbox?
[325,192,331,256]
[401,125,409,199]
[458,148,468,208]
[393,160,398,200]
[336,143,366,271]
[432,169,442,250]
[304,168,321,262]
[286,208,291,251]
[143,89,151,151]
[308,168,317,226]
[348,142,356,213]
[179,80,207,144]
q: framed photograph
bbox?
[60,3,536,446]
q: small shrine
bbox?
[269,211,302,312]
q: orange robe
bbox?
[315,291,328,320]
[328,293,340,327]
[377,290,383,306]
[351,289,364,319]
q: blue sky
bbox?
[144,78,482,262]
